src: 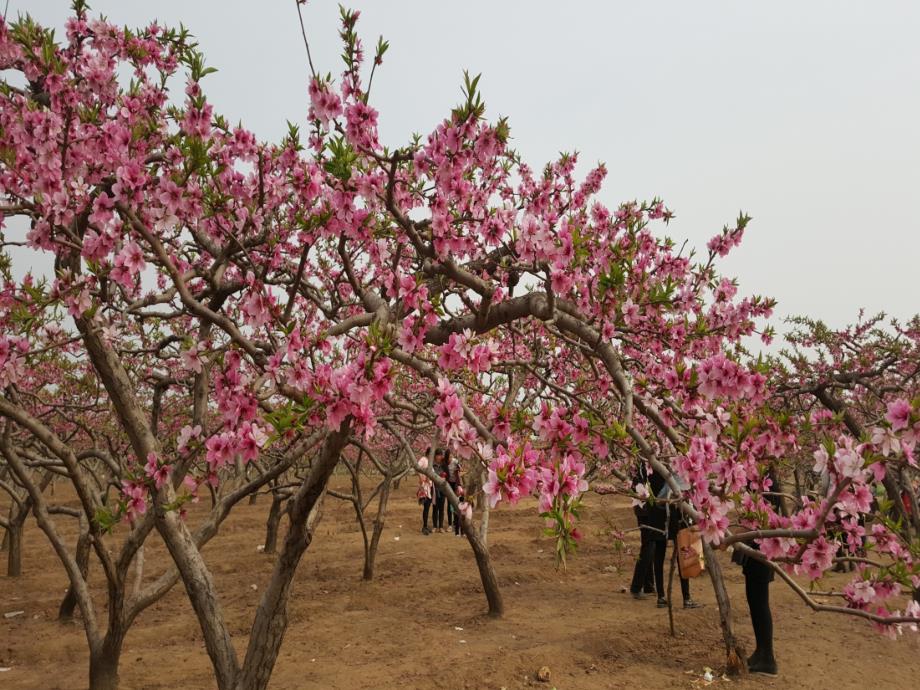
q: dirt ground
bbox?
[2,477,918,690]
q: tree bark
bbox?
[132,544,145,596]
[88,635,124,690]
[263,492,287,555]
[234,424,350,690]
[703,542,746,674]
[1,506,10,552]
[478,468,491,545]
[411,459,504,617]
[4,478,46,577]
[60,522,92,621]
[6,521,22,577]
[363,472,392,581]
[463,512,503,617]
[157,506,240,690]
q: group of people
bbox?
[628,462,779,677]
[414,448,779,675]
[416,447,467,536]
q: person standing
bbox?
[447,451,463,535]
[629,463,667,603]
[732,542,778,675]
[730,474,782,677]
[431,448,449,533]
[416,453,433,535]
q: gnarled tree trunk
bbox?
[234,424,350,690]
[88,634,125,690]
[59,519,92,621]
[263,491,289,555]
[433,471,503,616]
[363,470,393,581]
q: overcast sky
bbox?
[22,0,920,336]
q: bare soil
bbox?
[1,478,917,689]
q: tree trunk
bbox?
[235,425,349,690]
[0,508,9,551]
[363,474,392,581]
[88,635,124,690]
[478,502,490,545]
[464,514,503,617]
[60,525,92,621]
[882,468,911,540]
[132,544,145,596]
[6,521,23,577]
[793,466,804,504]
[263,493,286,555]
[703,542,746,674]
[157,507,240,690]
[477,468,491,545]
[423,467,504,617]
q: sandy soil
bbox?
[1,477,918,689]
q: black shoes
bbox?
[749,659,778,676]
[747,650,778,676]
[632,592,704,611]
[421,526,431,535]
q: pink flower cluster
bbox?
[537,454,589,515]
[0,335,28,387]
[483,441,539,509]
[696,353,765,400]
[434,379,476,448]
[437,329,498,373]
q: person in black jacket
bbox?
[629,463,668,605]
[431,449,449,533]
[732,542,777,675]
[731,475,782,676]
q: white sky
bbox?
[20,0,920,336]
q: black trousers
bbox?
[745,573,774,661]
[420,498,431,529]
[631,529,666,595]
[665,538,691,600]
[633,534,692,600]
[432,492,446,528]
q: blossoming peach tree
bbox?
[0,2,917,689]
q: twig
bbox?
[295,0,317,79]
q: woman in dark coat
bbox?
[629,464,668,605]
[731,474,782,676]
